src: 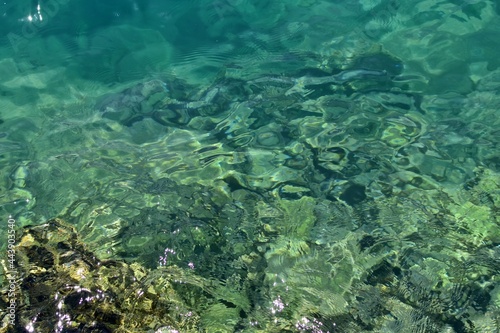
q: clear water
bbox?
[1,0,500,332]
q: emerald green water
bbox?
[1,0,500,332]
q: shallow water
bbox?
[1,0,500,332]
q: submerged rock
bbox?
[97,79,170,126]
[0,219,200,333]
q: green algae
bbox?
[276,196,316,239]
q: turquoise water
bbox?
[1,0,500,332]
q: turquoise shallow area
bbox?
[1,0,500,332]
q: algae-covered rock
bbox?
[0,219,200,333]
